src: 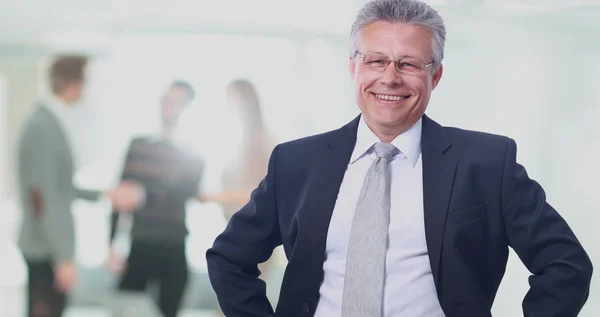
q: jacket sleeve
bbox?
[501,138,593,317]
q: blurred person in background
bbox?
[206,0,593,316]
[17,54,142,317]
[108,80,204,317]
[201,79,276,223]
[200,79,280,315]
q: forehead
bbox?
[357,21,433,59]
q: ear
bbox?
[431,63,443,90]
[349,56,356,81]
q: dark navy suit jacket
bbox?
[206,115,592,317]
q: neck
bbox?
[364,119,411,144]
[375,127,407,143]
[376,133,397,144]
[162,125,176,140]
[242,124,264,140]
[241,114,264,135]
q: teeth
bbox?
[375,94,407,101]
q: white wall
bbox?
[0,60,45,198]
[0,74,7,198]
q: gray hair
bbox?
[350,0,446,70]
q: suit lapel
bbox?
[421,115,458,289]
[296,114,457,299]
[297,115,359,299]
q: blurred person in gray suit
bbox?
[16,55,142,317]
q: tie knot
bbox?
[373,142,399,161]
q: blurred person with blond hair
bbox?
[202,79,276,220]
[200,79,280,315]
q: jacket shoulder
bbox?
[443,126,512,162]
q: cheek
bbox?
[354,82,368,100]
[355,71,378,92]
[421,76,434,91]
[407,77,431,96]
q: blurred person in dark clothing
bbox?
[108,81,204,317]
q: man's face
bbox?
[63,80,85,106]
[350,21,443,138]
[71,81,85,102]
[161,86,190,125]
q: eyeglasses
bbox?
[355,51,435,74]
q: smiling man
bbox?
[206,0,593,316]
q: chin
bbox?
[378,120,403,129]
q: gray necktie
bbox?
[341,142,399,317]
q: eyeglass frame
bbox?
[354,51,435,74]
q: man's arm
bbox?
[105,141,142,275]
[206,146,282,317]
[75,188,102,201]
[501,138,593,317]
[75,141,145,203]
[108,139,138,242]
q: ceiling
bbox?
[0,0,598,55]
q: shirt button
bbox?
[301,302,311,313]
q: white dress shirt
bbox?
[313,115,446,317]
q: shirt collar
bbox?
[350,114,422,167]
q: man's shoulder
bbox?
[441,124,513,160]
[126,135,154,152]
[443,125,510,145]
[20,106,60,140]
[130,135,151,144]
[264,126,348,171]
[276,127,340,154]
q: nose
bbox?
[380,61,403,86]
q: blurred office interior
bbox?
[0,0,598,316]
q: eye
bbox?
[367,59,387,66]
[398,62,420,72]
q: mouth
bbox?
[372,93,411,102]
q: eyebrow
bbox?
[366,51,424,61]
